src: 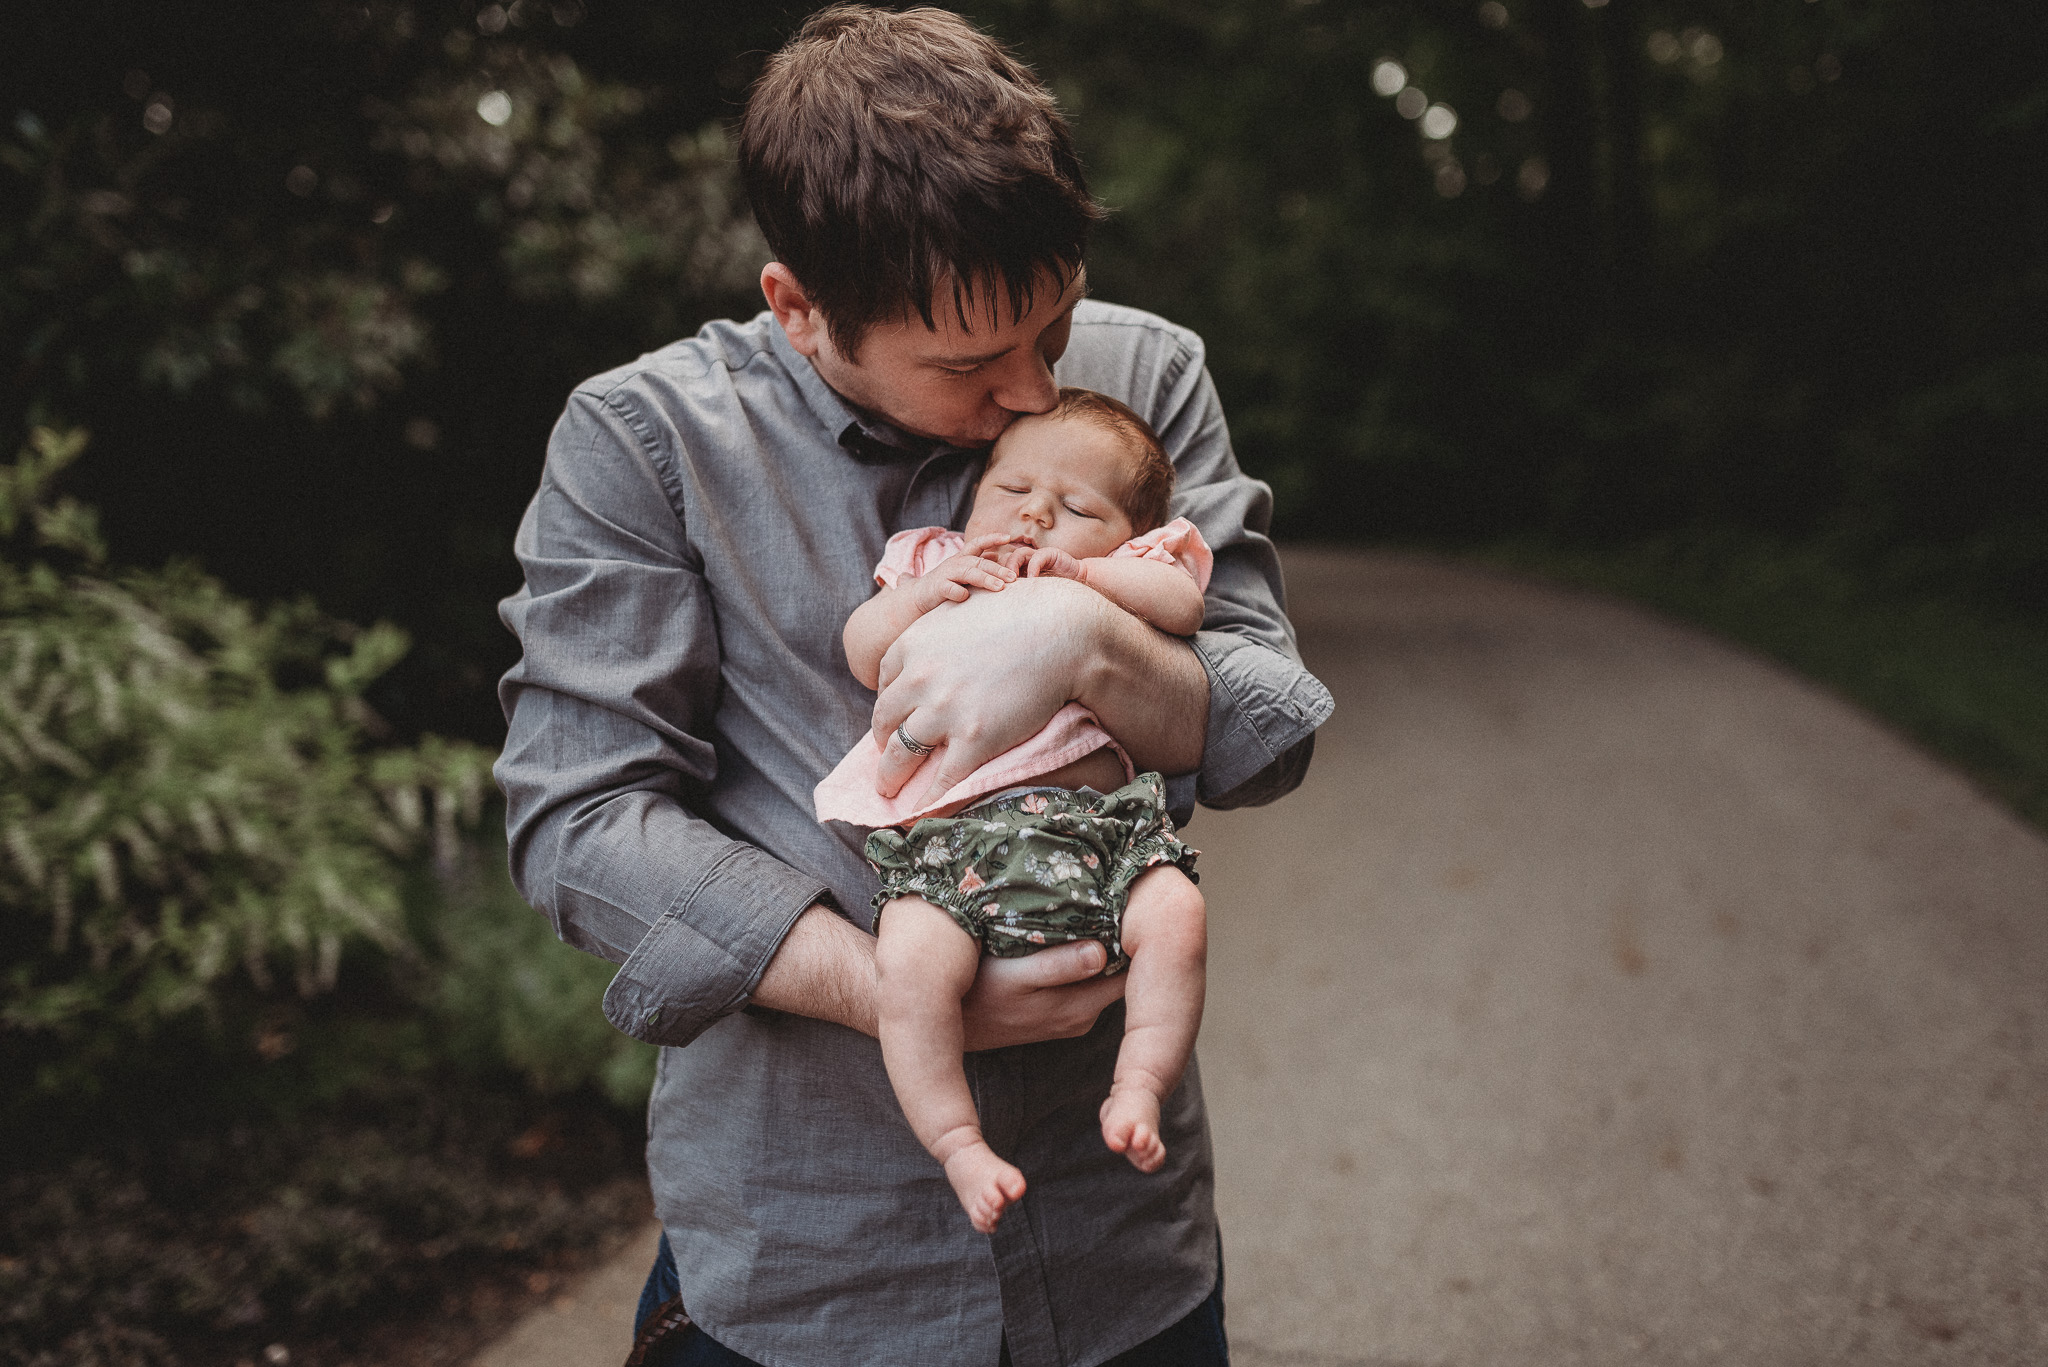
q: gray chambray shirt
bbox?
[495,300,1333,1367]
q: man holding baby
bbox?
[495,6,1332,1365]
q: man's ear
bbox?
[761,263,826,358]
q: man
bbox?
[495,7,1332,1365]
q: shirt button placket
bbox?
[975,1050,1065,1367]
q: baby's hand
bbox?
[914,534,1019,608]
[985,538,1038,575]
[1018,545,1086,582]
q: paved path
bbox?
[475,549,2048,1366]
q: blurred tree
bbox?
[3,0,2043,754]
[976,0,2048,610]
[2,0,780,742]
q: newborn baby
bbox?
[815,387,1210,1234]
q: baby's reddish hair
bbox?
[1032,387,1175,532]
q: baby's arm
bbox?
[844,534,1018,690]
[1010,547,1205,637]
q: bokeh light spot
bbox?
[1816,52,1842,82]
[143,98,173,135]
[1421,104,1459,140]
[1396,87,1428,120]
[1477,2,1510,29]
[1497,88,1532,122]
[285,165,317,197]
[1517,155,1549,200]
[123,69,151,101]
[477,4,508,35]
[1647,31,1681,64]
[1684,29,1724,66]
[1435,161,1468,197]
[1372,61,1408,98]
[477,90,514,126]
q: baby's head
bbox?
[965,388,1174,559]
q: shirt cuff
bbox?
[1187,631,1335,805]
[601,843,829,1048]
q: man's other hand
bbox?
[960,939,1125,1051]
[871,576,1106,803]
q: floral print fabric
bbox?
[865,772,1197,974]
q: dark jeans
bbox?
[635,1231,1228,1366]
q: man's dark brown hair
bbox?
[739,4,1104,358]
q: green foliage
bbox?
[0,422,652,1364]
[367,41,765,330]
[974,0,2048,612]
[1,111,441,419]
[1,16,763,423]
[0,426,496,1092]
[429,850,656,1110]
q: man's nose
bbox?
[991,347,1058,415]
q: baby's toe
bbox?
[1128,1126,1166,1173]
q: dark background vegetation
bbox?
[3,1,2044,1363]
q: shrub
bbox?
[0,426,494,1096]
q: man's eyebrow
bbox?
[929,342,1015,366]
[928,274,1089,366]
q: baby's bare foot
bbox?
[1100,1086,1167,1173]
[943,1143,1027,1233]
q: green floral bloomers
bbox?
[865,772,1198,974]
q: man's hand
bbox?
[960,939,1125,1051]
[754,904,1124,1047]
[871,576,1106,803]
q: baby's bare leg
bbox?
[1100,866,1207,1173]
[875,896,1026,1233]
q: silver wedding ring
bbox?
[895,724,935,758]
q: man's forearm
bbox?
[754,902,1128,1047]
[1074,593,1209,776]
[750,903,879,1037]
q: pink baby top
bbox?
[812,517,1214,828]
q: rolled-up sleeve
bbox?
[1134,328,1335,815]
[494,386,826,1048]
